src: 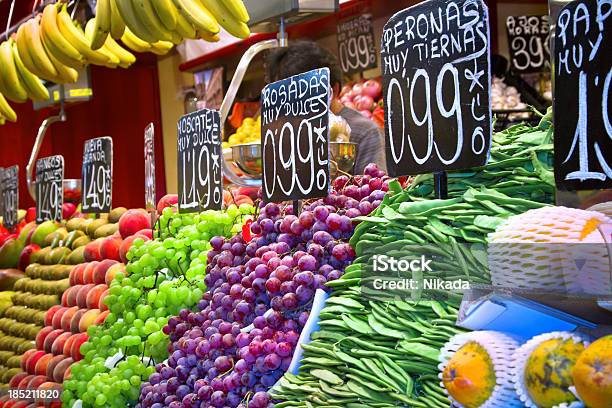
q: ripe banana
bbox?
[23,18,59,81]
[114,0,158,43]
[105,36,136,68]
[121,27,152,53]
[220,0,250,23]
[132,0,173,42]
[56,5,111,66]
[0,41,28,102]
[15,23,45,78]
[41,39,79,84]
[174,11,197,39]
[0,93,17,122]
[11,40,49,102]
[0,116,5,125]
[85,18,120,68]
[153,0,178,31]
[109,0,125,39]
[149,40,174,56]
[172,0,220,35]
[200,0,250,39]
[169,30,183,45]
[197,31,220,42]
[91,0,111,50]
[41,4,85,69]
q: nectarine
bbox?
[51,332,72,355]
[35,326,55,350]
[118,209,150,239]
[85,284,108,309]
[78,309,101,332]
[42,329,65,353]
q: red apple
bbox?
[83,239,103,262]
[82,261,98,284]
[18,243,40,271]
[51,332,72,355]
[118,209,150,239]
[93,310,109,325]
[85,284,108,309]
[78,309,101,332]
[70,333,88,361]
[52,357,73,382]
[156,194,178,214]
[35,326,55,350]
[43,329,65,353]
[25,350,46,374]
[34,353,53,376]
[62,203,76,219]
[93,259,117,284]
[70,309,87,333]
[45,355,67,380]
[59,306,79,332]
[100,235,122,261]
[76,284,95,309]
[44,305,62,327]
[98,288,109,311]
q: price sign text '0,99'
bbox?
[506,15,550,73]
[1,166,18,230]
[36,155,64,223]
[261,68,331,202]
[82,137,113,213]
[144,124,156,212]
[553,0,612,190]
[337,15,378,74]
[177,108,223,213]
[381,0,492,177]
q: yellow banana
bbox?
[0,93,17,122]
[219,0,249,23]
[41,39,79,84]
[104,36,136,68]
[11,40,49,102]
[149,40,174,56]
[56,5,111,66]
[41,4,85,69]
[15,23,45,78]
[132,0,173,41]
[200,0,250,39]
[198,31,220,42]
[174,11,197,39]
[153,0,178,30]
[172,0,220,35]
[114,0,158,43]
[0,116,5,125]
[23,18,58,81]
[109,0,126,39]
[168,30,183,44]
[121,27,152,53]
[85,19,120,68]
[91,0,111,50]
[0,41,28,102]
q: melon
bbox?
[572,335,612,408]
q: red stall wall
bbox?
[0,56,166,210]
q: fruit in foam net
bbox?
[225,116,261,148]
[572,335,612,408]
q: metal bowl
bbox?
[63,179,81,203]
[230,142,358,178]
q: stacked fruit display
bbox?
[225,116,261,148]
[338,78,384,126]
[62,201,255,407]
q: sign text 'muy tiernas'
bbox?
[381,0,492,176]
[260,68,331,202]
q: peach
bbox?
[64,285,82,308]
[52,357,73,382]
[118,209,150,239]
[9,371,29,387]
[100,235,122,261]
[43,329,65,353]
[82,261,99,284]
[36,326,55,350]
[83,239,102,262]
[37,382,62,405]
[69,263,86,286]
[20,349,38,371]
[27,375,48,388]
[45,355,67,379]
[93,310,109,325]
[45,305,62,326]
[78,309,101,332]
[85,284,108,309]
[60,306,79,332]
[34,353,53,376]
[157,194,178,213]
[25,350,46,374]
[105,262,125,286]
[70,309,87,333]
[98,288,109,311]
[70,333,88,362]
[93,259,117,284]
[135,228,153,239]
[17,374,35,388]
[51,332,72,355]
[63,334,79,357]
[76,284,95,309]
[119,234,150,263]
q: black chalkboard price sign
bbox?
[553,0,611,191]
[144,123,156,212]
[81,137,113,213]
[381,0,492,177]
[36,155,64,223]
[261,68,331,202]
[506,15,550,73]
[337,15,378,75]
[1,166,19,230]
[177,108,223,213]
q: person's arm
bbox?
[354,126,387,175]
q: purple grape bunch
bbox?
[137,164,388,408]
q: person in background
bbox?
[265,41,387,175]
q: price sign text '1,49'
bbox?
[36,155,64,223]
[82,137,113,214]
